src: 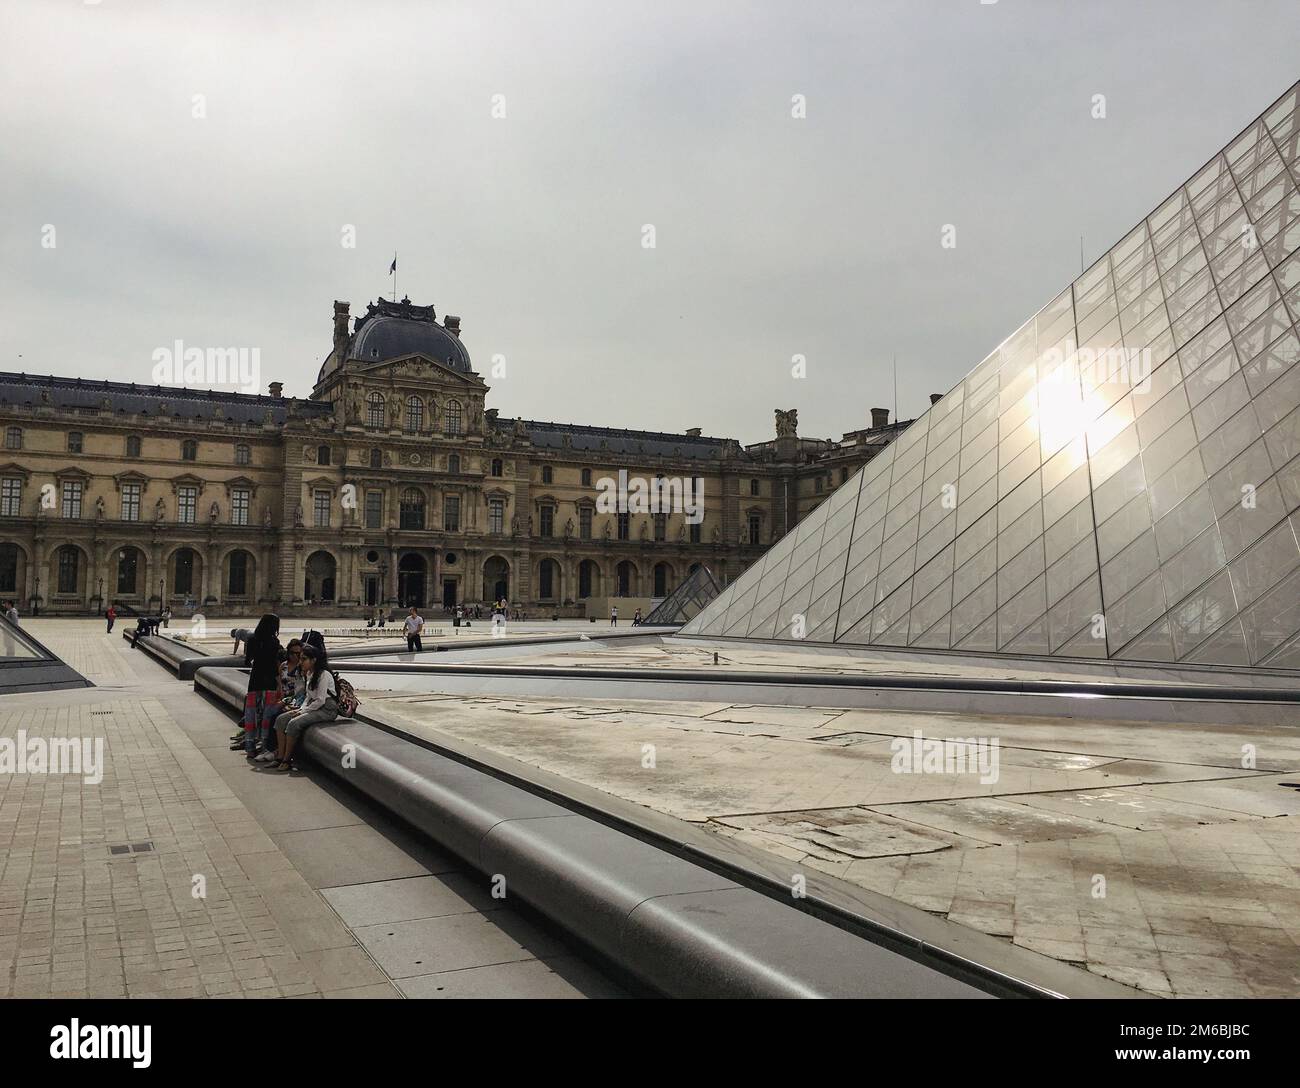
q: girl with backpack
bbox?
[235,614,282,759]
[267,643,340,773]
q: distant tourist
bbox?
[632,608,642,626]
[231,627,255,654]
[610,605,618,627]
[404,606,424,652]
[160,606,172,629]
[105,604,116,633]
[5,601,19,626]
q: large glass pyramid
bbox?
[683,81,1300,668]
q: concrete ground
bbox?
[355,643,1300,999]
[0,618,624,999]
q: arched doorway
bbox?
[483,555,510,602]
[115,546,145,600]
[171,547,200,602]
[653,562,673,597]
[537,558,560,601]
[225,549,254,599]
[398,553,427,607]
[0,543,23,603]
[616,560,637,597]
[304,550,336,603]
[578,559,600,600]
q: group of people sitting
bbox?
[232,614,346,773]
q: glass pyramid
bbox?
[683,81,1300,668]
[642,565,723,625]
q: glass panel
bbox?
[1228,517,1300,608]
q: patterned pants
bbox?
[242,690,281,753]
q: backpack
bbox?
[330,670,359,718]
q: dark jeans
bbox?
[406,634,423,652]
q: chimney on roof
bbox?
[870,407,890,430]
[333,301,350,358]
[685,427,701,437]
[443,315,461,338]
[930,393,943,406]
[268,382,283,398]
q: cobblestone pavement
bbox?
[369,678,1300,999]
[0,620,621,999]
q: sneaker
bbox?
[255,750,278,762]
[229,738,246,751]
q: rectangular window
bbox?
[654,513,667,542]
[689,521,701,544]
[121,482,141,522]
[540,506,554,538]
[748,514,761,544]
[313,489,331,528]
[365,490,383,530]
[617,512,629,540]
[579,506,592,540]
[231,488,249,526]
[444,494,461,532]
[178,485,197,524]
[1,478,20,517]
[489,498,505,534]
[61,481,83,519]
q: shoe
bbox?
[229,738,246,751]
[274,760,293,773]
[255,750,278,763]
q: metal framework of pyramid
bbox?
[683,81,1300,668]
[642,565,722,625]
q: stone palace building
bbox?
[0,297,913,616]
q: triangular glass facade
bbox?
[683,81,1300,668]
[642,565,723,625]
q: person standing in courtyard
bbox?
[5,601,19,626]
[404,605,424,652]
[105,603,116,633]
[610,605,618,626]
[237,614,282,760]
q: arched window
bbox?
[173,548,196,596]
[317,445,331,466]
[5,427,22,450]
[68,432,83,453]
[235,443,250,465]
[399,487,425,530]
[581,468,592,486]
[367,392,386,428]
[369,448,382,469]
[405,396,424,434]
[227,550,249,596]
[116,548,139,595]
[491,458,503,477]
[444,400,462,435]
[57,545,80,595]
[448,454,461,474]
[181,439,197,461]
[125,435,141,457]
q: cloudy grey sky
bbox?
[3,0,1297,445]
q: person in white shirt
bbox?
[403,606,424,652]
[268,643,337,772]
[610,605,618,626]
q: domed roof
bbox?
[317,298,472,383]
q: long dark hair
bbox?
[302,644,331,693]
[251,614,280,643]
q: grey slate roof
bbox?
[494,419,739,460]
[0,373,331,425]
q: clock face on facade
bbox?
[409,452,421,465]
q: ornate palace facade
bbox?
[0,297,912,615]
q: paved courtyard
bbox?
[361,646,1300,999]
[0,619,621,999]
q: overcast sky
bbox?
[3,0,1297,445]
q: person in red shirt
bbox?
[105,604,116,634]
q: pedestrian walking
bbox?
[106,604,116,633]
[404,605,424,652]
